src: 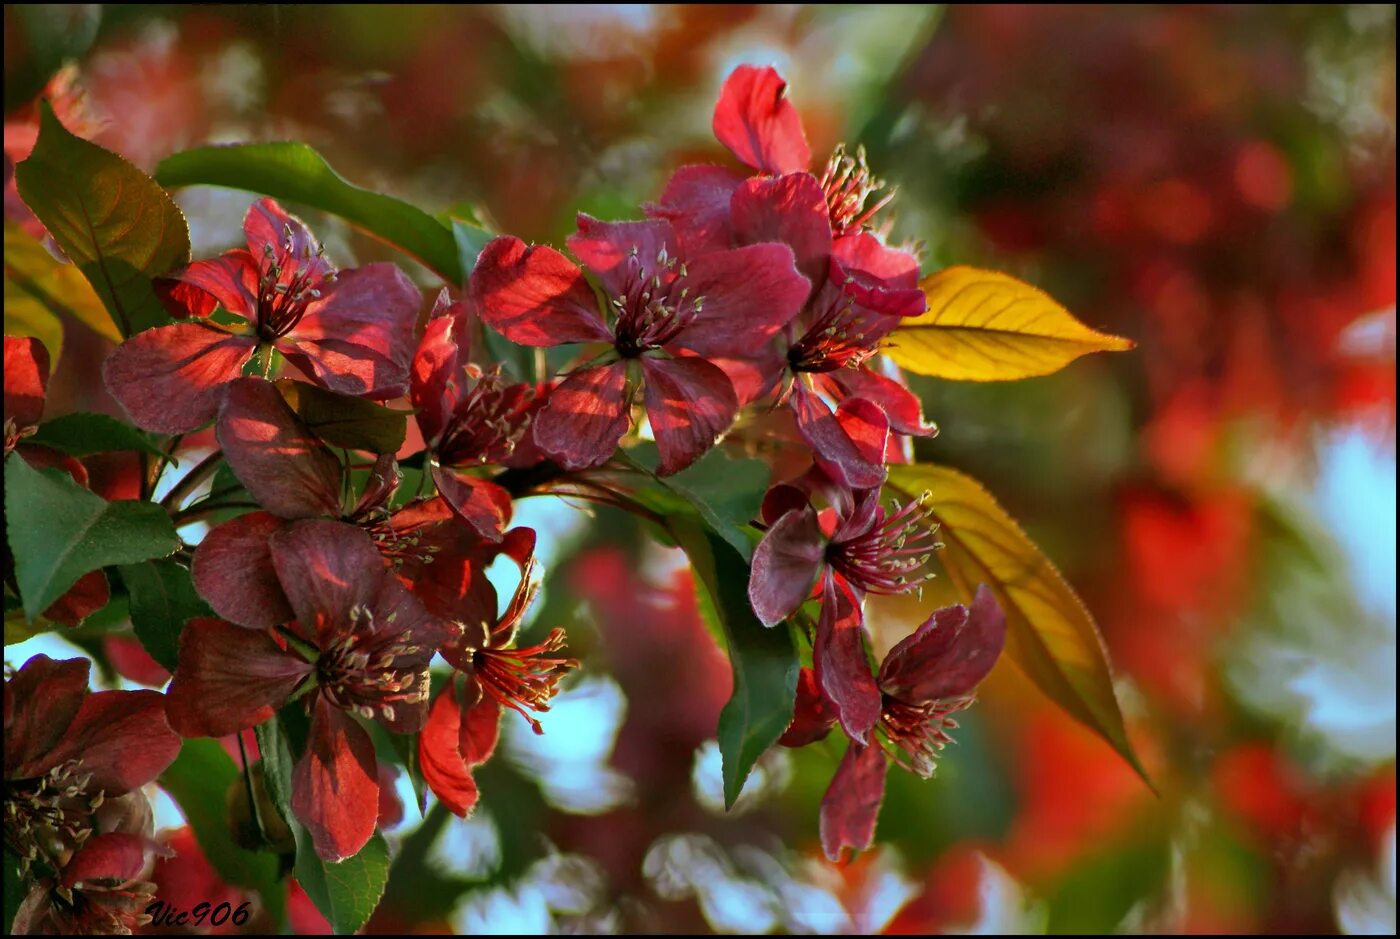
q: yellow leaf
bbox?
[886,463,1151,787]
[4,222,121,346]
[883,266,1134,380]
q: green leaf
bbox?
[118,560,212,672]
[885,463,1151,787]
[4,6,101,112]
[15,102,190,337]
[451,218,492,279]
[669,517,798,809]
[4,452,180,621]
[5,222,119,349]
[159,739,283,898]
[294,826,390,935]
[156,142,462,283]
[3,846,23,935]
[27,412,166,459]
[625,445,771,561]
[275,379,407,454]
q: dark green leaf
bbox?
[159,739,283,899]
[626,444,770,561]
[118,560,211,672]
[156,142,461,283]
[28,412,166,459]
[451,218,492,279]
[294,826,390,935]
[4,5,101,112]
[15,102,189,337]
[5,453,180,620]
[669,517,797,809]
[275,379,407,454]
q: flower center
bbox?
[48,876,158,935]
[253,229,335,340]
[879,693,973,778]
[610,247,704,357]
[828,493,939,596]
[787,282,885,373]
[4,759,102,876]
[473,628,578,733]
[819,144,894,238]
[316,606,428,723]
[435,366,536,465]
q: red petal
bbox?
[410,312,463,446]
[470,236,611,346]
[281,263,421,399]
[814,575,882,744]
[708,349,787,407]
[44,689,181,793]
[878,584,1005,703]
[4,335,49,432]
[3,654,89,771]
[531,362,631,469]
[819,740,888,862]
[641,355,738,476]
[832,232,920,289]
[42,569,110,626]
[350,453,403,518]
[671,243,809,359]
[165,617,312,737]
[192,511,294,628]
[431,467,510,543]
[731,173,832,287]
[460,696,502,768]
[748,505,826,626]
[216,378,343,519]
[243,198,332,283]
[162,251,259,320]
[832,397,891,468]
[102,323,256,434]
[779,667,837,747]
[419,687,479,818]
[60,832,149,887]
[645,164,742,254]
[292,699,379,862]
[824,367,936,437]
[104,636,171,687]
[712,65,811,174]
[792,386,886,490]
[567,215,678,299]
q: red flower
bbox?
[4,655,181,875]
[410,291,544,528]
[419,550,578,817]
[649,66,932,488]
[10,832,161,935]
[470,214,809,474]
[167,520,448,861]
[3,337,111,625]
[777,587,1006,861]
[748,442,939,741]
[102,198,420,434]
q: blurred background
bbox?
[5,4,1395,934]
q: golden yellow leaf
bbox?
[886,463,1151,786]
[883,266,1134,380]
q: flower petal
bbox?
[646,164,742,254]
[3,654,89,774]
[814,575,882,744]
[567,215,679,299]
[791,385,886,490]
[292,698,379,862]
[778,667,837,747]
[102,323,256,434]
[161,250,260,320]
[44,689,181,794]
[165,617,312,738]
[748,504,826,627]
[281,262,421,399]
[4,335,49,432]
[531,362,632,470]
[419,687,479,818]
[60,832,149,887]
[641,355,738,476]
[878,584,1006,703]
[243,198,333,283]
[832,231,920,289]
[460,696,502,768]
[410,308,464,446]
[267,520,395,644]
[192,511,295,628]
[671,243,809,358]
[470,236,611,346]
[42,569,111,627]
[731,173,832,287]
[713,65,811,174]
[824,366,936,437]
[216,378,343,519]
[431,467,510,544]
[818,740,888,862]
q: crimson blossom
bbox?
[166,520,449,861]
[779,586,1006,860]
[10,832,164,935]
[103,197,420,434]
[470,213,810,475]
[649,64,934,489]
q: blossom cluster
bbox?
[5,63,1006,932]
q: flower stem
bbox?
[158,449,225,510]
